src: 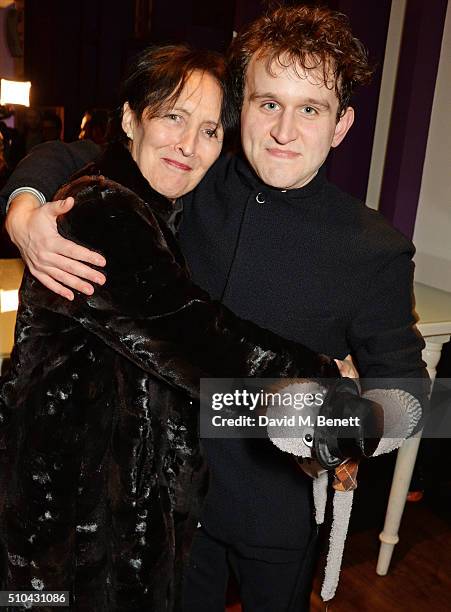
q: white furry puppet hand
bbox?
[267,380,422,465]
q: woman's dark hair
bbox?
[114,44,237,142]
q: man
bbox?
[1,6,427,611]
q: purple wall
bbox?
[325,0,392,202]
[378,0,448,238]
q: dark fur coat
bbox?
[0,143,337,611]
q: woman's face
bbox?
[122,70,224,199]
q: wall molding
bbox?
[366,0,406,210]
[414,251,451,293]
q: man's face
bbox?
[240,54,354,189]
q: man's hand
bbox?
[314,378,384,469]
[5,193,106,300]
[335,354,358,378]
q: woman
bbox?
[0,45,332,612]
[0,45,369,611]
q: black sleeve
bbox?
[22,177,336,399]
[348,251,430,406]
[0,140,101,215]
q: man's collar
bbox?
[234,153,327,200]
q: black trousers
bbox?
[182,527,319,612]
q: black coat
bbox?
[179,154,428,548]
[0,144,338,611]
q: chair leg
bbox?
[376,432,422,575]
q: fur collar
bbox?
[73,141,174,222]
